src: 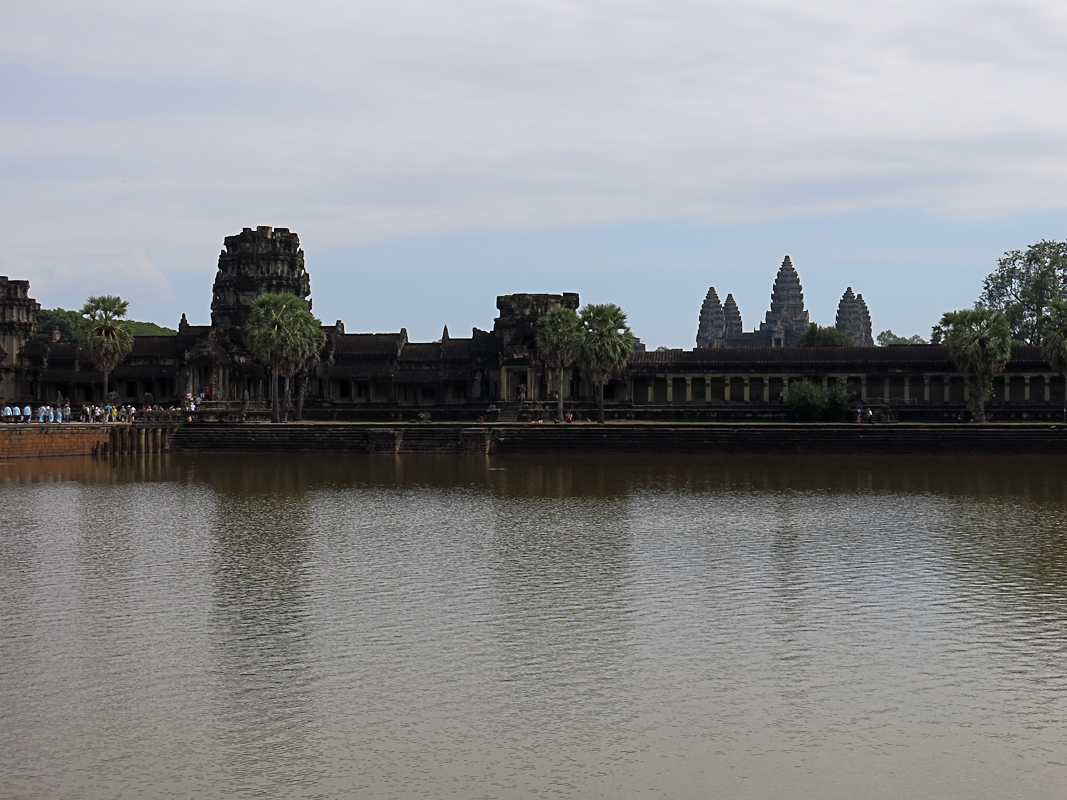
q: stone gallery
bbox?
[0,227,1062,420]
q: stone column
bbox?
[883,377,889,401]
[1046,375,1052,402]
[1024,375,1031,402]
[762,378,770,402]
[904,377,910,402]
[1004,377,1010,403]
[647,381,653,404]
[943,376,950,403]
[860,375,867,402]
[923,375,930,402]
[685,377,693,403]
[724,376,731,404]
[705,375,712,403]
[743,377,750,403]
[666,374,673,404]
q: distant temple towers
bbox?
[210,226,312,330]
[723,294,742,337]
[835,287,874,346]
[695,288,725,348]
[695,255,872,348]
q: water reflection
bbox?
[3,452,1067,799]
[206,462,321,796]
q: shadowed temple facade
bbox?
[0,227,1062,421]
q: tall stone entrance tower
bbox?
[210,226,311,330]
[0,277,40,400]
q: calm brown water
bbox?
[2,453,1067,799]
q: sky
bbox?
[3,0,1067,347]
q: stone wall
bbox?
[0,425,112,459]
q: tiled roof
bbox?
[131,336,180,357]
[629,345,1052,370]
[399,343,441,361]
[333,333,404,357]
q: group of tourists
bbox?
[2,404,74,423]
[855,407,875,424]
[0,403,167,424]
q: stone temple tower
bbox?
[723,294,743,337]
[758,255,809,347]
[0,276,40,399]
[210,226,311,330]
[835,287,873,346]
[696,287,726,348]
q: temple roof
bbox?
[629,345,1051,369]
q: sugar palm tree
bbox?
[1040,299,1067,423]
[578,303,635,425]
[244,294,324,424]
[536,306,582,422]
[79,295,134,402]
[934,308,1012,422]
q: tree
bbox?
[37,308,84,340]
[244,294,324,424]
[1040,299,1067,424]
[932,308,1012,422]
[536,306,582,422]
[877,330,927,346]
[798,324,853,346]
[785,379,852,422]
[979,239,1067,344]
[79,296,134,402]
[578,303,634,425]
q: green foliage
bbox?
[979,239,1067,344]
[798,324,853,346]
[785,380,852,422]
[933,307,1012,422]
[78,295,135,397]
[37,308,84,340]
[536,307,582,369]
[578,303,635,425]
[244,293,325,423]
[536,306,582,421]
[1039,299,1067,423]
[125,320,176,336]
[39,307,174,340]
[877,330,927,346]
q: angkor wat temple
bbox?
[0,226,1062,421]
[696,255,873,348]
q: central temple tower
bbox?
[758,255,809,347]
[210,226,311,330]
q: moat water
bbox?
[2,453,1066,799]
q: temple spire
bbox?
[723,294,743,337]
[696,287,725,348]
[760,255,809,346]
[835,287,873,346]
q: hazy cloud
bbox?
[3,0,1067,332]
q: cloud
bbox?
[2,1,1067,327]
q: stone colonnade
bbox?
[635,372,1062,405]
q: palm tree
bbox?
[935,308,1012,422]
[578,303,635,425]
[1040,299,1067,423]
[244,294,324,424]
[79,295,134,402]
[536,306,582,422]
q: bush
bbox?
[786,380,852,422]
